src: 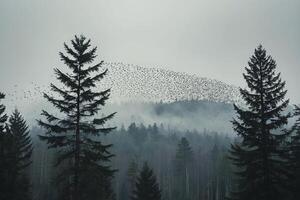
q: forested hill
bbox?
[106,100,235,134]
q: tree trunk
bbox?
[74,67,81,200]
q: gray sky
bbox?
[0,0,299,102]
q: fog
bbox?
[1,0,300,102]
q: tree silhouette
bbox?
[0,92,7,133]
[229,45,290,200]
[0,92,10,200]
[38,35,116,200]
[175,137,193,200]
[131,162,161,200]
[127,158,139,199]
[7,109,33,200]
[289,105,300,200]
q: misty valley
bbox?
[0,34,299,200]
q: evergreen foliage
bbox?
[131,162,161,200]
[37,35,116,200]
[0,100,32,199]
[289,105,300,200]
[0,92,10,200]
[25,121,233,200]
[128,123,147,145]
[229,45,290,200]
[174,137,193,200]
[7,109,33,200]
[0,92,7,132]
[127,158,139,198]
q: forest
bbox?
[0,35,299,200]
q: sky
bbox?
[0,0,300,102]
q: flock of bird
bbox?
[102,62,241,104]
[3,62,242,121]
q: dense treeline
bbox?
[0,36,299,200]
[27,123,234,200]
[105,123,234,200]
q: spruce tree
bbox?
[0,92,9,200]
[174,137,193,200]
[127,158,139,199]
[229,45,290,200]
[128,123,147,145]
[131,162,161,200]
[289,105,300,200]
[37,35,116,200]
[149,123,159,141]
[7,109,33,200]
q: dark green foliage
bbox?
[0,106,33,200]
[229,45,290,200]
[0,92,10,200]
[207,145,232,200]
[175,137,193,172]
[9,110,33,172]
[7,110,33,200]
[131,162,161,200]
[128,158,139,186]
[37,35,116,200]
[0,92,7,132]
[127,158,139,199]
[128,123,148,145]
[289,106,300,200]
[174,137,193,200]
[26,122,233,200]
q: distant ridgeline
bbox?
[3,62,241,133]
[105,99,236,134]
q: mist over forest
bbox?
[1,1,300,200]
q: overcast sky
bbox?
[0,0,299,102]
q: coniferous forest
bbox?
[1,1,300,200]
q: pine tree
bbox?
[7,109,33,200]
[174,137,193,200]
[37,35,116,200]
[128,123,148,145]
[127,158,139,198]
[0,92,9,200]
[229,45,290,200]
[131,162,161,200]
[289,105,300,200]
[149,123,159,141]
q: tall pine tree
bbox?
[229,45,290,200]
[289,105,300,200]
[131,162,161,200]
[37,35,116,200]
[7,109,33,200]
